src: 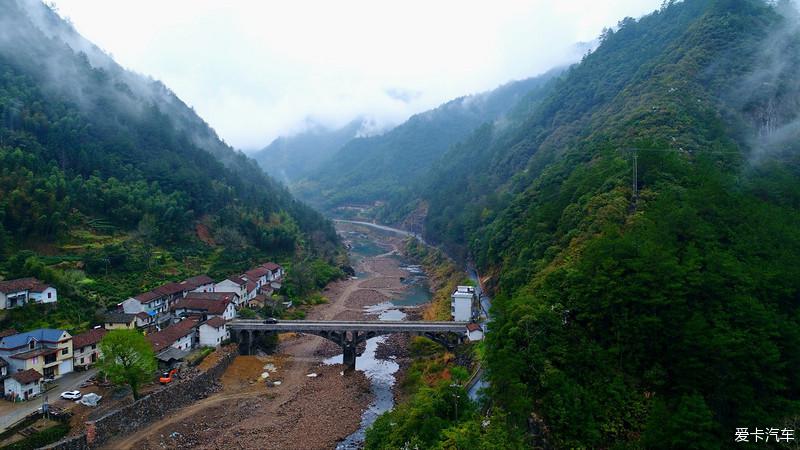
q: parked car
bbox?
[60,390,82,400]
[159,368,179,384]
[263,317,279,324]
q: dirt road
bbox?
[103,224,413,449]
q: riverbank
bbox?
[106,222,429,449]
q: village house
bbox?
[214,276,247,306]
[147,318,199,354]
[451,286,476,322]
[262,262,284,282]
[121,291,166,318]
[244,281,258,302]
[152,282,185,311]
[466,323,484,341]
[199,317,228,347]
[72,327,107,370]
[4,368,42,401]
[104,312,137,330]
[242,267,270,291]
[0,329,73,381]
[181,275,215,294]
[172,293,236,321]
[0,278,57,310]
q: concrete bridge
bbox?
[228,320,469,370]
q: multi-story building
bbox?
[451,286,475,322]
[0,329,73,381]
[72,328,107,370]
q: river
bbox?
[329,222,433,449]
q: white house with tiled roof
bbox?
[4,368,43,401]
[199,317,229,347]
[0,278,57,309]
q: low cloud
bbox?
[49,0,663,150]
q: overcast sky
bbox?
[49,0,663,150]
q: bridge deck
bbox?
[228,320,468,333]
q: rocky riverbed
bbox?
[110,221,431,450]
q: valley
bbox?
[102,222,447,449]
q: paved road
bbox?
[334,220,428,245]
[229,320,468,333]
[467,266,492,401]
[0,368,97,432]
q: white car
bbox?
[60,390,82,400]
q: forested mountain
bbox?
[252,118,364,184]
[370,0,800,447]
[293,72,563,209]
[0,0,341,329]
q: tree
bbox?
[98,330,156,400]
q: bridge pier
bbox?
[341,331,360,372]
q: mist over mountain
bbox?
[0,0,340,312]
[357,0,800,447]
[252,118,364,184]
[293,71,565,210]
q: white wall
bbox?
[31,287,58,304]
[171,333,193,351]
[215,280,245,304]
[122,298,145,314]
[223,303,236,320]
[199,324,228,347]
[451,297,472,322]
[4,378,41,399]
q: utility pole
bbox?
[632,149,638,198]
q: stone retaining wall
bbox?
[41,346,237,449]
[40,434,88,450]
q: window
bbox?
[47,292,52,299]
[80,357,84,364]
[91,344,96,350]
[29,341,35,350]
[61,348,68,355]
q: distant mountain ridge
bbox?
[252,119,364,184]
[292,70,565,210]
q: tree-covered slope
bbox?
[252,118,364,184]
[374,0,800,447]
[0,0,341,322]
[293,72,562,210]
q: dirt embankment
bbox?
[110,225,420,450]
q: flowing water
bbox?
[331,224,432,449]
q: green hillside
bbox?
[0,0,342,330]
[294,72,562,210]
[370,0,800,447]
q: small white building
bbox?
[4,368,42,401]
[263,262,284,281]
[199,317,228,347]
[0,278,57,309]
[451,286,475,322]
[466,323,484,341]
